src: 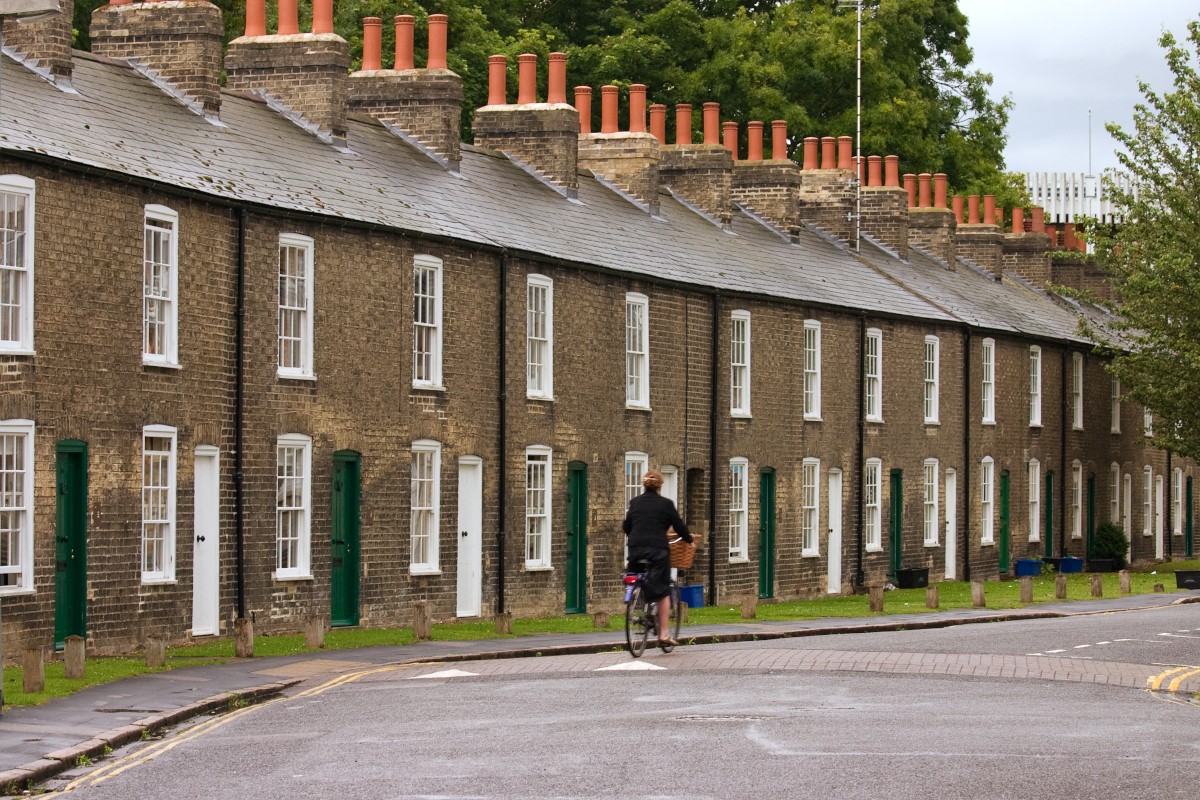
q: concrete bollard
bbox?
[22,647,44,694]
[868,585,884,613]
[1090,573,1103,598]
[495,612,513,634]
[1154,583,1165,593]
[1019,576,1033,603]
[1118,570,1131,594]
[413,601,433,640]
[234,617,254,658]
[926,585,939,609]
[304,614,327,649]
[64,635,85,680]
[1055,572,1067,599]
[971,581,986,608]
[592,611,610,629]
[741,592,757,620]
[145,636,166,668]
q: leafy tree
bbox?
[1080,18,1200,460]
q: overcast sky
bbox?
[957,0,1198,175]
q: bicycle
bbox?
[623,564,683,658]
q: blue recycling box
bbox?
[679,584,704,609]
[1015,559,1042,577]
[1060,557,1084,573]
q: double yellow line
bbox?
[1146,665,1200,692]
[62,663,400,793]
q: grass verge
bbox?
[3,657,222,709]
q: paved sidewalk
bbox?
[1,589,1196,772]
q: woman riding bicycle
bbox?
[623,469,692,647]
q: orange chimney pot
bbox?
[487,55,507,106]
[547,53,567,104]
[395,15,414,70]
[361,18,382,72]
[575,86,592,134]
[600,85,618,134]
[629,84,646,133]
[427,14,448,69]
[703,103,720,145]
[748,122,764,161]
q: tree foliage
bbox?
[1081,18,1200,459]
[73,0,1016,195]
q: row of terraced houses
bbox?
[0,0,1192,655]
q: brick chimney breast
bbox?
[577,84,660,210]
[660,143,734,225]
[91,0,225,112]
[908,206,958,268]
[3,0,74,81]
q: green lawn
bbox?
[3,657,222,709]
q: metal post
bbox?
[856,0,861,253]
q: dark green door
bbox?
[330,452,360,627]
[55,441,87,650]
[565,462,588,614]
[1187,477,1194,558]
[999,470,1010,573]
[889,469,903,579]
[1087,475,1095,558]
[1044,471,1054,559]
[758,469,776,599]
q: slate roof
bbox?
[3,49,1099,340]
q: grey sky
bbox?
[957,0,1197,175]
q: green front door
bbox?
[565,462,588,614]
[1087,475,1095,558]
[889,469,903,579]
[758,469,776,599]
[999,470,1010,573]
[55,441,88,650]
[1187,477,1194,558]
[1044,471,1054,559]
[330,452,360,627]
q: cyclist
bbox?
[623,469,692,647]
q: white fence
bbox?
[1024,171,1136,224]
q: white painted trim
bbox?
[142,205,180,367]
[864,457,882,551]
[277,233,315,380]
[980,456,995,544]
[412,253,444,389]
[0,176,35,355]
[625,292,650,409]
[864,328,883,422]
[803,319,822,420]
[525,445,552,568]
[981,338,996,424]
[1029,345,1042,427]
[728,457,749,561]
[730,310,751,417]
[275,433,312,579]
[923,458,939,546]
[924,335,940,425]
[1072,352,1084,430]
[1028,459,1041,542]
[141,424,178,583]
[801,457,820,556]
[411,439,442,572]
[944,468,957,579]
[526,274,554,400]
[0,419,33,593]
[1071,460,1083,539]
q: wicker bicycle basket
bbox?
[669,535,697,570]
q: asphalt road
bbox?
[60,605,1200,800]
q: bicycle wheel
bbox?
[659,583,682,653]
[625,585,650,658]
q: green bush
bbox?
[1092,522,1130,569]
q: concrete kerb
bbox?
[0,679,302,793]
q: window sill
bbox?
[278,372,317,382]
[1111,429,1121,435]
[924,541,940,548]
[0,348,35,357]
[0,586,34,597]
[1072,534,1083,539]
[924,420,940,426]
[523,563,553,572]
[410,566,443,576]
[1072,426,1084,432]
[728,557,749,564]
[982,420,996,426]
[143,359,182,371]
[980,541,995,547]
[865,417,884,424]
[526,394,555,402]
[140,578,177,586]
[803,415,822,422]
[625,404,652,412]
[731,411,752,419]
[1030,423,1043,429]
[865,546,883,553]
[273,572,314,582]
[800,550,820,558]
[413,384,446,392]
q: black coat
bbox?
[622,490,692,550]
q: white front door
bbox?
[192,446,220,636]
[827,469,842,594]
[457,457,483,617]
[945,469,957,579]
[1156,476,1165,559]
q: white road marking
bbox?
[1096,641,1111,645]
[596,660,667,671]
[1046,649,1066,653]
[1074,644,1091,649]
[409,669,480,679]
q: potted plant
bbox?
[1089,522,1129,572]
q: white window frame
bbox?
[526,274,554,399]
[141,424,177,583]
[1144,407,1153,438]
[1155,474,1164,542]
[624,452,649,509]
[730,310,751,417]
[412,254,444,389]
[1111,375,1121,433]
[924,336,940,424]
[1028,459,1040,542]
[1123,472,1132,538]
[524,446,552,569]
[1174,468,1183,535]
[1110,463,1121,522]
[1143,465,1153,536]
[801,458,820,556]
[803,319,821,420]
[864,458,882,551]
[410,440,442,574]
[981,456,995,545]
[981,338,995,424]
[625,293,650,409]
[0,419,34,594]
[0,176,35,355]
[275,433,312,580]
[1072,353,1084,429]
[277,233,315,379]
[142,205,179,367]
[864,327,883,422]
[1029,345,1042,427]
[728,457,748,561]
[923,458,939,546]
[1071,460,1083,539]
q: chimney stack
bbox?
[908,172,957,266]
[860,154,909,253]
[347,14,464,163]
[659,102,733,224]
[4,0,74,83]
[1001,206,1053,286]
[91,0,224,113]
[577,83,660,209]
[957,193,1004,278]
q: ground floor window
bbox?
[0,420,32,592]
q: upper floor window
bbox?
[143,205,179,366]
[980,457,995,544]
[411,440,442,574]
[803,320,821,419]
[1071,461,1083,539]
[1111,374,1121,433]
[981,338,995,424]
[730,311,751,417]
[1028,459,1040,542]
[924,336,939,424]
[142,425,177,583]
[729,458,748,561]
[525,446,551,568]
[526,275,553,399]
[276,434,312,579]
[864,458,882,551]
[1072,353,1084,429]
[801,458,819,556]
[278,234,314,379]
[625,293,649,408]
[0,176,34,354]
[0,420,33,593]
[923,459,939,545]
[864,327,882,422]
[1029,346,1042,426]
[1143,407,1153,437]
[413,254,443,388]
